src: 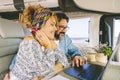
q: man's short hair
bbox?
[56,13,69,22]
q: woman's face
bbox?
[40,16,57,40]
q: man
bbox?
[55,13,86,67]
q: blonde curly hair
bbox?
[19,5,58,30]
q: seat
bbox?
[0,18,28,80]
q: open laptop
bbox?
[64,33,120,80]
[64,62,104,80]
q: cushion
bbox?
[0,18,25,38]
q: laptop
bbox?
[64,62,104,80]
[64,33,120,80]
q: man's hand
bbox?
[72,56,86,67]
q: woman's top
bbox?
[11,39,69,80]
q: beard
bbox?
[54,32,65,40]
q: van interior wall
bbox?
[66,12,102,47]
[0,18,27,79]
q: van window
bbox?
[113,19,120,48]
[66,17,90,43]
[99,15,120,49]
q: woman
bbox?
[10,5,68,80]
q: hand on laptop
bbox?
[72,56,86,67]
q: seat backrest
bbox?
[0,18,27,80]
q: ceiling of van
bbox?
[0,0,59,12]
[59,0,120,14]
[1,0,120,20]
[73,0,120,13]
[0,0,61,20]
[0,0,120,13]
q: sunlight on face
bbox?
[41,16,57,40]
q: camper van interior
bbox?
[0,0,120,80]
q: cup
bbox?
[87,53,96,62]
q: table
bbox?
[43,61,106,80]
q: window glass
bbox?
[66,17,90,42]
[113,19,120,48]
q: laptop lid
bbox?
[101,33,120,80]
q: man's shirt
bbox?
[59,34,82,58]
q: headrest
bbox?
[0,18,25,38]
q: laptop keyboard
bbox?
[74,66,85,74]
[64,62,104,80]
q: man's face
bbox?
[55,19,68,40]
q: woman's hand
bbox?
[36,30,51,49]
[50,40,57,50]
[32,77,42,80]
[4,71,11,80]
[36,30,57,50]
[54,62,63,73]
[4,73,10,80]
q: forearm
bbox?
[54,62,63,73]
[69,47,83,58]
[55,48,69,68]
